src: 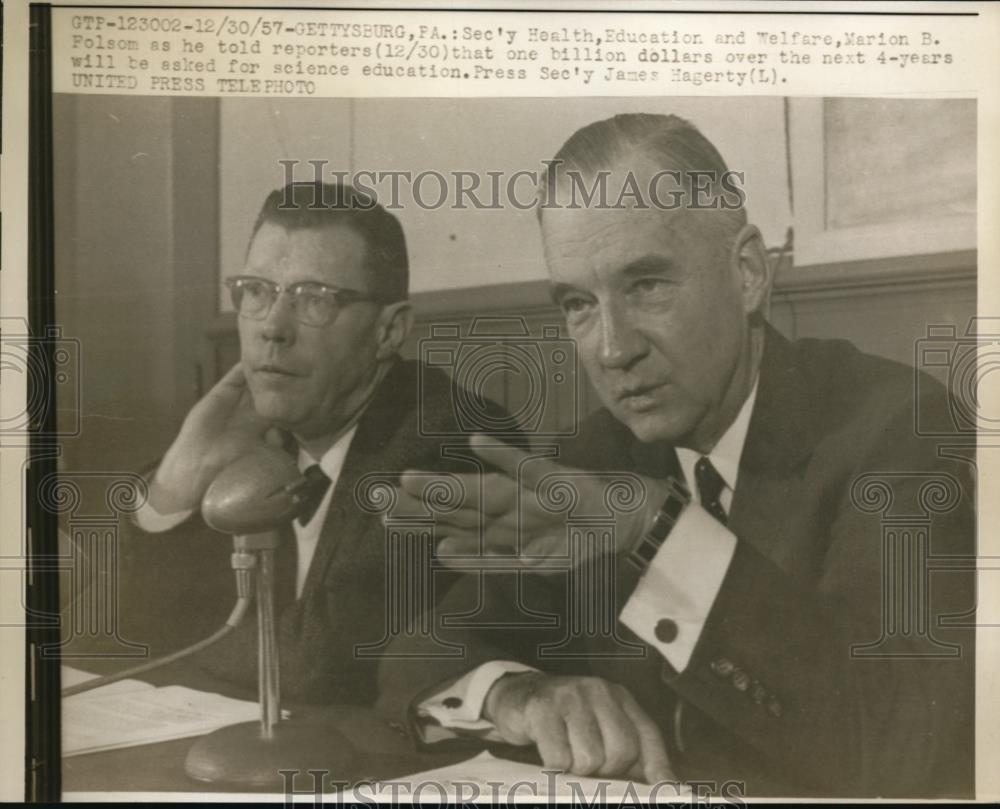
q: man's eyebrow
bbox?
[548,255,676,304]
[549,283,579,304]
[620,254,675,277]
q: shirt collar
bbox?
[297,423,360,478]
[676,378,759,494]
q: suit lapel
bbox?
[728,326,818,559]
[300,359,417,594]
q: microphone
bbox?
[200,445,309,738]
[60,445,308,700]
[185,445,357,788]
[65,444,358,786]
[202,445,309,535]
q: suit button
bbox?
[710,657,735,677]
[767,697,783,718]
[750,681,767,704]
[731,669,751,692]
[443,697,462,709]
[654,618,679,644]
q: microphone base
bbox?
[184,719,357,791]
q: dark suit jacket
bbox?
[378,327,975,798]
[111,358,513,706]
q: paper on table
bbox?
[345,751,692,801]
[61,667,152,698]
[62,666,264,757]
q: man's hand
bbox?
[149,363,285,514]
[484,672,674,784]
[396,433,664,569]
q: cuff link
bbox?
[654,618,679,644]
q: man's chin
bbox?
[614,406,694,446]
[249,393,304,430]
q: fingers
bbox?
[564,699,606,776]
[619,690,674,784]
[512,677,671,785]
[399,470,517,517]
[468,433,563,491]
[186,363,255,432]
[590,691,642,777]
[529,709,572,773]
[209,362,248,399]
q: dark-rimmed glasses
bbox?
[225,275,382,328]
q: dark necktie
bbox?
[296,464,332,527]
[694,456,728,525]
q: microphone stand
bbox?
[182,447,356,789]
[234,531,281,739]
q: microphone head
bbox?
[202,446,306,535]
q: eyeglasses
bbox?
[225,275,382,328]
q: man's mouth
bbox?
[616,381,668,410]
[255,364,303,378]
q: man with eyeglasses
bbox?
[121,181,512,706]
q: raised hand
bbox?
[396,433,665,569]
[148,363,286,514]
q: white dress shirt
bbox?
[134,425,359,599]
[620,380,757,671]
[290,426,358,597]
[418,380,759,735]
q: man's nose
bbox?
[258,292,297,344]
[597,301,647,369]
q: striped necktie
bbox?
[694,456,728,525]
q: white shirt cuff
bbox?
[620,502,737,673]
[415,660,537,743]
[132,500,194,533]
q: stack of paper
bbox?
[62,666,264,757]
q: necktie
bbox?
[296,464,332,527]
[694,456,728,525]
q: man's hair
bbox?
[251,181,409,303]
[541,113,747,242]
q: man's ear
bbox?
[730,224,773,319]
[375,301,415,360]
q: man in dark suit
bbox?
[117,181,506,706]
[384,114,975,797]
